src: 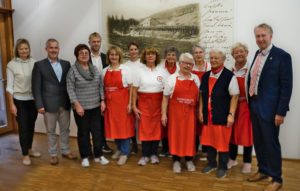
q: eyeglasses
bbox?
[181,61,194,66]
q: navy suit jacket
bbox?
[32,58,71,112]
[247,45,293,122]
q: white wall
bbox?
[12,0,300,159]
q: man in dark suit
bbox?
[247,23,293,191]
[32,38,77,165]
[88,32,113,154]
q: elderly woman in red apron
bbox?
[162,53,200,173]
[192,45,211,161]
[102,46,134,166]
[157,46,180,158]
[132,47,167,166]
[227,43,253,173]
[199,49,239,178]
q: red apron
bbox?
[201,77,232,152]
[138,92,163,141]
[230,72,253,146]
[104,70,134,139]
[168,78,199,157]
[192,62,207,136]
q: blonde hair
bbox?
[254,23,273,35]
[231,42,249,56]
[89,32,102,41]
[106,46,123,65]
[14,38,31,58]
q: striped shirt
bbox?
[66,64,103,110]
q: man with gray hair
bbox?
[32,38,77,165]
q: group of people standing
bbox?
[7,23,292,191]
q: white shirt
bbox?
[133,65,167,93]
[164,72,200,97]
[232,63,248,77]
[209,68,240,96]
[250,44,272,95]
[102,64,132,88]
[91,53,103,74]
[123,59,144,79]
[192,61,211,72]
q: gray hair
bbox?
[164,46,179,58]
[179,52,195,64]
[209,49,226,61]
[192,44,206,53]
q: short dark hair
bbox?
[127,42,139,50]
[74,44,91,59]
[255,23,273,35]
[46,38,59,48]
[164,46,179,59]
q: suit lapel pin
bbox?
[270,57,272,60]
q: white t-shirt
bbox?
[102,64,132,88]
[133,65,167,93]
[164,72,200,97]
[209,69,240,96]
[123,59,144,80]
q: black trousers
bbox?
[229,143,253,163]
[141,140,159,157]
[14,99,38,156]
[161,137,169,152]
[207,146,229,170]
[73,107,103,159]
[100,115,108,147]
[173,155,193,162]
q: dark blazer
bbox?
[32,58,71,112]
[100,52,108,68]
[247,45,293,121]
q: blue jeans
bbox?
[115,138,130,155]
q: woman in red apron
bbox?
[199,49,239,178]
[162,53,200,173]
[228,43,253,173]
[132,47,166,166]
[192,45,211,161]
[102,46,134,165]
[158,46,179,158]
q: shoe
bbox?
[112,150,121,160]
[22,156,31,165]
[199,152,207,161]
[117,155,128,165]
[186,161,196,172]
[102,145,113,153]
[216,169,227,178]
[138,157,149,166]
[264,181,282,191]
[150,155,159,164]
[131,143,138,154]
[95,156,110,165]
[62,153,77,160]
[81,158,90,167]
[247,172,269,182]
[173,161,181,173]
[227,159,238,169]
[202,165,217,174]
[241,163,252,174]
[50,156,59,165]
[29,150,41,158]
[159,151,170,158]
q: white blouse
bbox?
[133,65,167,93]
[164,72,200,97]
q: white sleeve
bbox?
[132,69,141,87]
[228,75,240,96]
[123,66,133,85]
[163,75,175,96]
[6,66,14,95]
